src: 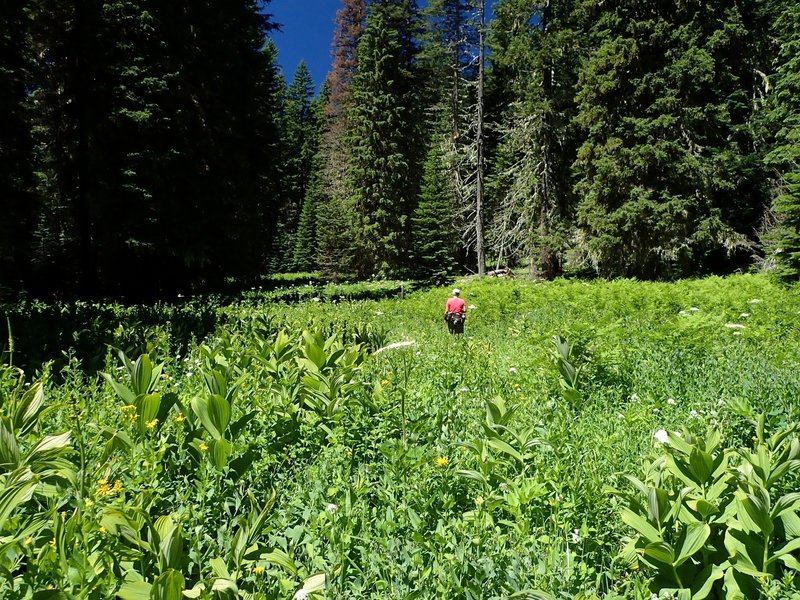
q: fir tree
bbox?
[346,0,423,277]
[573,0,769,278]
[764,3,800,280]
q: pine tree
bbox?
[412,130,461,277]
[487,0,582,277]
[317,0,366,281]
[573,0,769,278]
[272,61,319,272]
[764,3,800,280]
[346,0,423,277]
[0,3,37,294]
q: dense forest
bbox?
[1,0,799,298]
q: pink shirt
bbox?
[445,297,466,315]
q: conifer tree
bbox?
[317,0,366,280]
[0,3,37,293]
[764,3,800,280]
[346,0,423,277]
[487,0,582,277]
[272,61,318,272]
[573,0,769,278]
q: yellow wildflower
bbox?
[474,496,484,506]
[24,537,33,546]
[60,511,66,520]
[99,526,106,534]
[435,456,449,468]
[146,418,159,429]
[121,404,136,412]
[160,373,170,380]
[49,538,56,548]
[84,498,94,507]
[112,480,123,493]
[380,379,390,387]
[199,442,209,451]
[96,478,112,497]
[174,413,186,422]
[253,565,264,575]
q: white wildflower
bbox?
[571,529,581,544]
[733,331,742,336]
[295,591,309,600]
[630,393,639,402]
[468,304,476,310]
[326,503,338,514]
[509,367,518,374]
[666,398,676,405]
[739,312,749,318]
[678,310,689,317]
[459,387,469,393]
[748,298,761,304]
[654,429,669,444]
[689,307,699,313]
[312,297,321,302]
[689,409,700,419]
[374,340,417,354]
[724,323,745,329]
[376,311,384,316]
[617,412,625,420]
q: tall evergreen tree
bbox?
[764,3,800,280]
[317,0,366,281]
[272,61,319,272]
[573,0,769,278]
[0,2,37,294]
[22,0,281,296]
[346,0,423,277]
[487,0,582,277]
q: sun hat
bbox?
[452,288,460,295]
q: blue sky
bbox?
[266,1,495,91]
[266,0,339,88]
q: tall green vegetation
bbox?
[3,0,800,295]
[345,0,423,277]
[765,3,800,281]
[573,0,769,278]
[487,0,582,277]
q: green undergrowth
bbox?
[1,274,799,599]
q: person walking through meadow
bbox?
[444,288,466,334]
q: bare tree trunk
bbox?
[475,0,486,275]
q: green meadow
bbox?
[2,274,800,599]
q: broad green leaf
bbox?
[209,557,230,579]
[209,438,232,471]
[690,564,725,600]
[0,477,37,529]
[261,549,299,576]
[0,418,20,470]
[643,541,675,565]
[621,507,661,543]
[689,448,712,485]
[302,573,326,592]
[14,381,45,435]
[152,569,184,600]
[771,536,800,560]
[487,438,524,464]
[132,354,154,396]
[455,469,487,485]
[741,492,773,537]
[779,553,800,571]
[117,581,151,600]
[648,488,670,526]
[101,372,136,405]
[675,523,710,566]
[137,394,161,434]
[772,492,800,519]
[208,395,231,435]
[190,397,221,440]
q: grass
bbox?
[1,274,799,598]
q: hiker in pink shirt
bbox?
[444,288,466,334]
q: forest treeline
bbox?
[1,0,799,299]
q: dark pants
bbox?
[445,313,464,334]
